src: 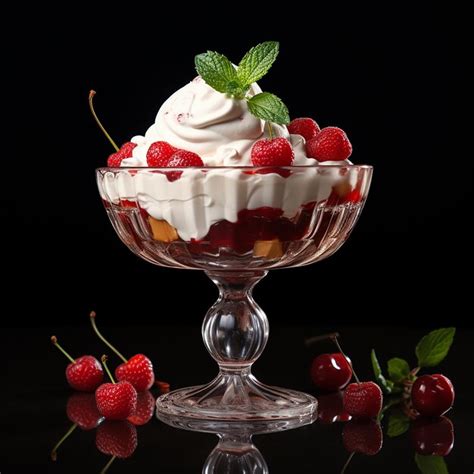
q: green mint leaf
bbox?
[195,51,241,95]
[371,349,393,394]
[237,41,279,86]
[416,328,456,368]
[415,454,449,474]
[387,357,411,382]
[247,92,290,125]
[387,410,410,437]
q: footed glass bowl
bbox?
[97,165,372,421]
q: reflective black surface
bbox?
[3,324,471,472]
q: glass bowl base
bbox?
[155,373,318,421]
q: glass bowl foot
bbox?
[156,372,317,421]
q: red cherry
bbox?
[51,336,103,392]
[411,374,455,417]
[410,416,454,456]
[90,312,155,391]
[342,419,383,455]
[311,353,352,391]
[343,382,383,419]
[317,391,351,424]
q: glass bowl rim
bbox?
[96,164,373,172]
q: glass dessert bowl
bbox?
[96,164,372,421]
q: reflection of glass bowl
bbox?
[97,165,373,421]
[157,412,317,474]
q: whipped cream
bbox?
[103,77,362,241]
[122,77,314,167]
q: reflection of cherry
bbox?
[127,390,155,426]
[66,393,103,430]
[342,419,383,456]
[317,391,351,424]
[411,374,455,417]
[96,421,138,472]
[311,353,352,391]
[410,416,454,456]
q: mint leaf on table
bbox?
[371,349,394,394]
[387,410,410,437]
[195,51,243,97]
[237,41,279,86]
[416,328,456,368]
[415,454,449,474]
[247,92,290,125]
[388,357,410,382]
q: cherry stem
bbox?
[51,423,77,461]
[100,455,117,474]
[90,311,128,363]
[340,452,355,474]
[411,367,420,377]
[267,122,273,139]
[331,335,361,384]
[88,90,120,152]
[305,332,341,346]
[101,355,116,384]
[51,336,76,364]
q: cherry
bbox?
[410,416,454,456]
[411,374,455,417]
[310,353,352,391]
[88,90,120,152]
[317,391,351,424]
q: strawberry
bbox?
[343,382,383,419]
[96,420,138,458]
[287,117,320,141]
[95,381,137,420]
[306,126,352,162]
[51,336,103,392]
[90,312,155,391]
[162,149,204,181]
[251,137,294,167]
[127,390,155,426]
[66,393,103,430]
[342,419,383,455]
[146,141,177,166]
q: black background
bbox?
[6,2,471,328]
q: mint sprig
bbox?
[194,41,290,125]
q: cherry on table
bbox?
[411,374,455,417]
[311,353,353,391]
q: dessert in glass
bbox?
[94,42,373,421]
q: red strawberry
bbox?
[96,420,138,458]
[163,149,204,181]
[107,142,137,167]
[96,381,137,420]
[251,137,294,167]
[306,126,352,162]
[66,393,103,430]
[90,312,155,392]
[343,419,383,455]
[146,141,177,166]
[288,117,320,141]
[51,336,103,392]
[127,390,155,426]
[343,382,383,419]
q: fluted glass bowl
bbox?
[97,164,373,421]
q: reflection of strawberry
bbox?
[343,419,383,455]
[96,421,138,458]
[128,391,155,426]
[66,393,103,430]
